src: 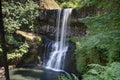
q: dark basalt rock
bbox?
[35,8,87,38]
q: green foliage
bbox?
[57,0,82,8]
[83,62,120,80]
[58,73,79,80]
[57,0,80,8]
[2,0,39,33]
[71,32,120,73]
[57,0,120,14]
[80,13,120,35]
[83,0,120,13]
[7,42,29,59]
[73,0,120,74]
[5,34,22,47]
[1,0,39,61]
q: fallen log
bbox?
[16,30,41,42]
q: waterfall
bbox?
[45,8,72,71]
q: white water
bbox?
[45,9,72,71]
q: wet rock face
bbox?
[64,40,76,71]
[40,36,54,65]
[35,6,99,37]
[35,9,87,38]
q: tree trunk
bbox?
[0,1,10,80]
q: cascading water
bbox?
[45,8,72,71]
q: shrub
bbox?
[1,0,39,60]
[79,13,120,35]
[2,0,39,33]
[71,32,120,73]
[7,42,29,60]
[83,62,120,80]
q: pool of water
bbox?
[10,67,66,80]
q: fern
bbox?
[58,73,79,80]
[71,32,120,73]
[83,62,120,80]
